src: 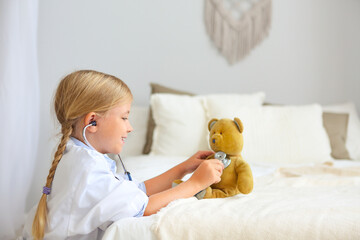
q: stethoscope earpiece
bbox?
[82,121,96,149]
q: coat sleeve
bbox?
[68,160,149,235]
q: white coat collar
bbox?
[69,137,117,174]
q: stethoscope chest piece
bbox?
[214,151,231,168]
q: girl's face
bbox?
[91,101,133,154]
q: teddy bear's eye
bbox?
[220,132,223,135]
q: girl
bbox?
[23,70,223,239]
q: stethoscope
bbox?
[214,151,231,168]
[83,121,132,181]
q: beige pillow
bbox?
[323,102,360,161]
[142,83,193,154]
[322,112,350,159]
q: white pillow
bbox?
[120,106,149,157]
[322,102,360,161]
[206,104,332,164]
[150,92,266,156]
[150,94,209,156]
[203,92,266,118]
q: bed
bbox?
[103,85,360,240]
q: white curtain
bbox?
[0,0,39,239]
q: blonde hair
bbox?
[32,70,132,239]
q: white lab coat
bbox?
[22,138,148,239]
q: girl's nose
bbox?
[128,122,133,133]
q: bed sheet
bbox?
[104,156,360,240]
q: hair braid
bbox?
[45,124,73,187]
[32,123,73,240]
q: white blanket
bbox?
[103,158,360,240]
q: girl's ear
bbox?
[84,112,98,132]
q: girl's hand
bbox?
[144,154,223,216]
[183,150,214,174]
[188,159,224,190]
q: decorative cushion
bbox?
[205,104,332,164]
[203,92,266,117]
[142,83,193,154]
[150,94,208,156]
[262,102,351,160]
[322,112,350,160]
[323,102,360,161]
[149,91,266,156]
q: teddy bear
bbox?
[202,117,253,199]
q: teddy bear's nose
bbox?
[212,134,221,144]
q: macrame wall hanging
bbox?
[204,0,272,64]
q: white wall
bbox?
[28,0,360,209]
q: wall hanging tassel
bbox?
[204,0,272,64]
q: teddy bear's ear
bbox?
[208,118,218,131]
[234,117,244,133]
